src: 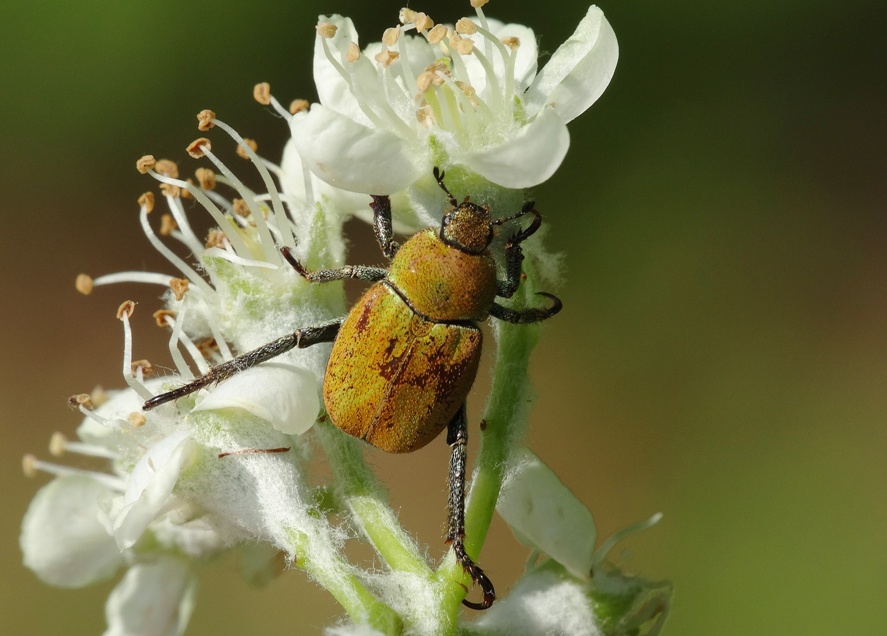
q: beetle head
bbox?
[440,201,494,254]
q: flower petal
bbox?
[462,107,570,188]
[291,105,425,195]
[104,557,196,636]
[313,15,367,124]
[114,429,198,550]
[497,448,596,579]
[21,475,122,587]
[524,6,618,123]
[192,363,319,435]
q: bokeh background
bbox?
[2,1,885,634]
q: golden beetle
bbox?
[144,169,561,609]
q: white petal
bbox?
[462,107,570,188]
[21,475,122,587]
[463,20,539,96]
[313,15,367,124]
[104,558,196,636]
[291,104,424,195]
[192,363,319,435]
[114,430,198,550]
[524,6,619,123]
[497,448,596,580]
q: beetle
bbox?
[144,168,562,609]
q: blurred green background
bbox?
[2,0,884,634]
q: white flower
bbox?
[290,4,617,223]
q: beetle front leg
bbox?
[281,247,386,283]
[370,194,400,259]
[490,291,563,324]
[496,203,542,298]
[446,404,496,610]
[143,319,343,410]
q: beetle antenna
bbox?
[492,200,536,226]
[433,166,459,208]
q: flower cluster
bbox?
[22,3,670,635]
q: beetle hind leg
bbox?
[446,404,496,610]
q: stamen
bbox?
[159,214,177,236]
[139,191,155,213]
[169,278,189,301]
[160,309,197,379]
[592,513,664,570]
[412,12,434,33]
[316,22,337,38]
[235,138,259,161]
[128,412,147,427]
[345,42,361,63]
[399,8,418,25]
[203,247,280,270]
[76,274,93,295]
[143,164,250,257]
[375,49,399,68]
[426,24,447,45]
[117,302,154,401]
[464,45,503,113]
[254,82,293,121]
[67,393,93,410]
[137,193,216,295]
[164,195,205,256]
[382,26,400,46]
[456,18,477,35]
[49,432,118,460]
[197,109,216,131]
[22,454,125,491]
[207,118,295,252]
[195,167,216,190]
[289,99,310,115]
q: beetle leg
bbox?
[446,404,496,610]
[142,319,343,411]
[496,204,543,299]
[370,194,400,259]
[281,247,386,283]
[490,292,563,324]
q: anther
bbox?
[451,33,475,55]
[136,155,156,174]
[49,432,67,457]
[153,309,176,328]
[345,42,360,63]
[232,198,251,217]
[154,160,179,179]
[138,192,155,213]
[417,105,435,127]
[375,49,400,68]
[289,99,309,115]
[427,24,447,44]
[500,36,520,50]
[205,228,228,248]
[253,82,271,106]
[197,109,216,131]
[160,214,177,236]
[22,454,38,478]
[470,0,490,8]
[160,183,181,198]
[456,18,477,35]
[117,301,136,321]
[187,138,211,158]
[180,178,194,199]
[195,167,216,190]
[413,12,434,32]
[236,138,258,160]
[399,8,417,25]
[131,359,154,377]
[382,26,400,46]
[67,393,94,410]
[316,22,337,39]
[75,274,94,295]
[128,412,147,428]
[169,278,189,301]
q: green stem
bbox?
[435,266,544,625]
[287,528,402,634]
[314,420,430,576]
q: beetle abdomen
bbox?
[324,282,482,454]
